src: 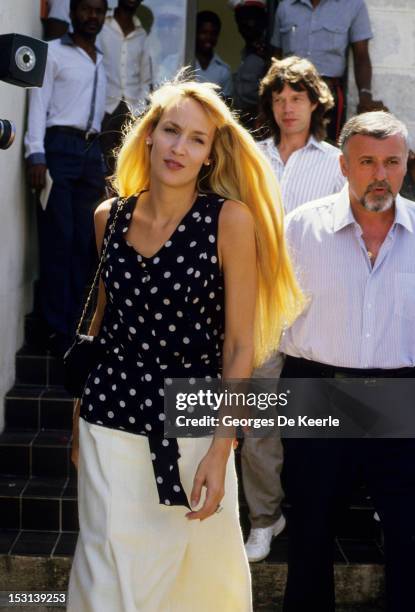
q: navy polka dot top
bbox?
[80,192,226,508]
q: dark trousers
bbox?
[323,77,346,145]
[37,129,105,337]
[100,99,130,176]
[280,362,415,612]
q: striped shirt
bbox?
[258,136,346,214]
[280,186,415,368]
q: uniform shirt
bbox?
[258,135,346,213]
[280,186,415,368]
[271,0,373,77]
[233,49,267,109]
[97,15,152,114]
[24,34,106,164]
[195,54,233,98]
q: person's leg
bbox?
[40,131,82,340]
[169,437,252,612]
[241,434,286,561]
[100,100,130,176]
[365,438,415,612]
[323,78,346,144]
[68,421,190,612]
[70,139,105,335]
[241,435,284,528]
[282,437,352,612]
[69,428,251,612]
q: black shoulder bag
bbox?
[63,197,126,397]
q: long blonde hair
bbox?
[113,79,304,367]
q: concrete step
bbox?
[0,552,384,610]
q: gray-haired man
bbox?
[280,111,415,611]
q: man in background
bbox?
[280,111,415,611]
[195,11,233,99]
[231,0,269,131]
[25,0,108,355]
[44,0,71,39]
[98,0,152,175]
[271,0,385,141]
[258,56,345,212]
[243,55,345,564]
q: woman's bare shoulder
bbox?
[219,199,255,233]
[94,197,117,229]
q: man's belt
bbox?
[46,125,98,142]
[282,356,415,379]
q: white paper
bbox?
[39,170,53,211]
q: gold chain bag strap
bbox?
[63,197,127,397]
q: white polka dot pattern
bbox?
[80,193,226,508]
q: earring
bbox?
[204,160,211,166]
[145,138,152,146]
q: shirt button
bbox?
[368,303,372,309]
[365,333,371,338]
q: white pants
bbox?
[67,418,252,612]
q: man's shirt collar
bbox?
[211,53,227,67]
[332,185,356,232]
[306,135,326,152]
[267,134,326,163]
[332,187,415,234]
[395,194,414,233]
[106,12,143,34]
[60,32,103,54]
[60,32,74,46]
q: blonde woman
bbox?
[68,78,303,611]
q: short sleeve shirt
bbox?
[271,0,373,77]
[195,54,233,98]
[233,50,267,110]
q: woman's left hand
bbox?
[186,442,231,521]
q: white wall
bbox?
[348,0,415,148]
[0,1,42,429]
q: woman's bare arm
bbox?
[187,200,257,520]
[71,198,115,468]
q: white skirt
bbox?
[67,418,252,612]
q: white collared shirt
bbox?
[97,15,152,114]
[48,0,70,23]
[195,54,233,98]
[280,187,415,368]
[24,34,106,164]
[258,136,346,214]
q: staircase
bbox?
[0,313,385,610]
[0,313,78,561]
